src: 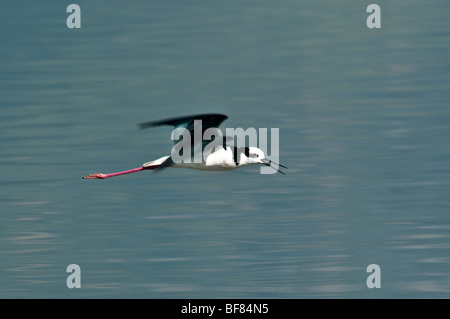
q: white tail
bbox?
[143,155,171,168]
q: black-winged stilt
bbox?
[82,113,286,179]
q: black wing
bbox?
[138,113,228,133]
[138,113,229,159]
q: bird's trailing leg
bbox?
[83,166,153,179]
[83,156,170,179]
[82,173,110,179]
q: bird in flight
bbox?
[83,113,286,179]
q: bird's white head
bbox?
[245,146,266,165]
[242,146,287,174]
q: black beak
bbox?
[261,159,288,175]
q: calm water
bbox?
[1,1,450,298]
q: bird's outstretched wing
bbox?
[138,113,229,162]
[138,113,228,133]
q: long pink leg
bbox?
[83,166,157,179]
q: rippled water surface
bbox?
[1,1,450,298]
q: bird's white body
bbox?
[143,147,262,171]
[204,147,236,169]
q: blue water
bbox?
[1,1,450,298]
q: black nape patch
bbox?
[232,146,250,166]
[233,147,239,166]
